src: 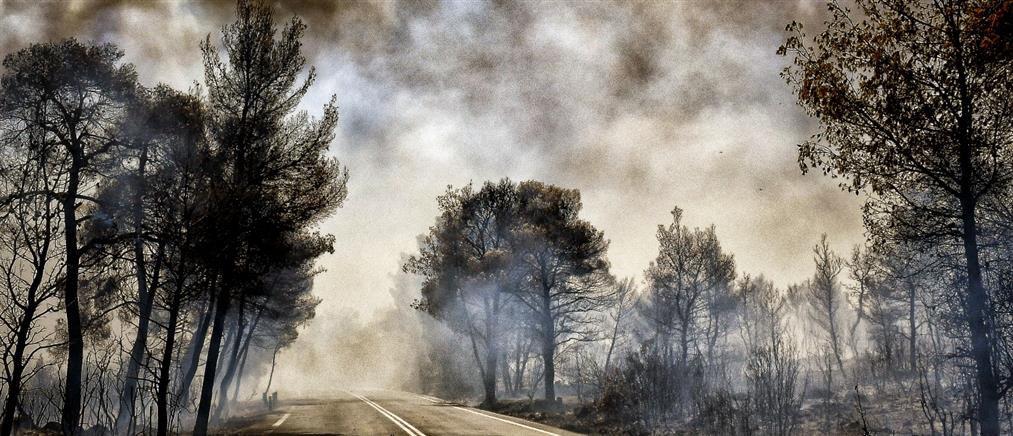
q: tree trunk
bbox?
[116,231,165,434]
[542,338,555,402]
[61,155,84,436]
[193,287,231,436]
[214,296,246,422]
[908,280,917,372]
[574,352,583,404]
[541,280,556,402]
[849,279,866,361]
[829,315,846,377]
[679,319,691,367]
[262,345,280,404]
[230,309,261,405]
[500,353,512,397]
[156,256,186,436]
[480,293,501,407]
[960,196,1000,436]
[230,337,252,403]
[604,317,621,372]
[213,323,236,388]
[177,288,215,404]
[482,345,498,407]
[155,299,181,435]
[951,28,1000,434]
[513,343,528,393]
[115,144,150,434]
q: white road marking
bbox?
[452,406,561,436]
[271,412,291,427]
[346,391,427,436]
[412,393,440,403]
[360,395,426,436]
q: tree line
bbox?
[0,1,346,435]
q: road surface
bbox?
[217,390,583,435]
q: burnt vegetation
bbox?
[0,0,1012,436]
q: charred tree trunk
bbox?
[156,256,186,436]
[849,280,866,361]
[262,344,281,404]
[514,343,529,392]
[117,237,165,434]
[61,151,84,436]
[500,352,513,397]
[679,319,691,369]
[959,185,999,436]
[193,286,231,436]
[952,41,999,434]
[115,144,150,434]
[214,296,246,422]
[466,327,489,401]
[229,339,252,403]
[908,280,917,373]
[828,311,846,377]
[604,316,621,372]
[516,336,536,394]
[480,293,501,407]
[513,346,524,393]
[230,308,261,405]
[177,284,215,404]
[213,323,236,388]
[541,282,556,402]
[482,345,498,407]
[542,336,555,402]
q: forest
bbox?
[0,0,1011,435]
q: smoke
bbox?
[268,264,479,397]
[0,0,866,391]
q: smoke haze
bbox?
[0,0,864,393]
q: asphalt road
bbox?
[218,390,583,436]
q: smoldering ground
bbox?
[0,0,864,393]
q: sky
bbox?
[0,0,866,390]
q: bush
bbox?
[693,388,752,435]
[745,339,804,435]
[589,346,710,433]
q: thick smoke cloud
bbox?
[0,0,864,392]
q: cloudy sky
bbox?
[0,0,865,388]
